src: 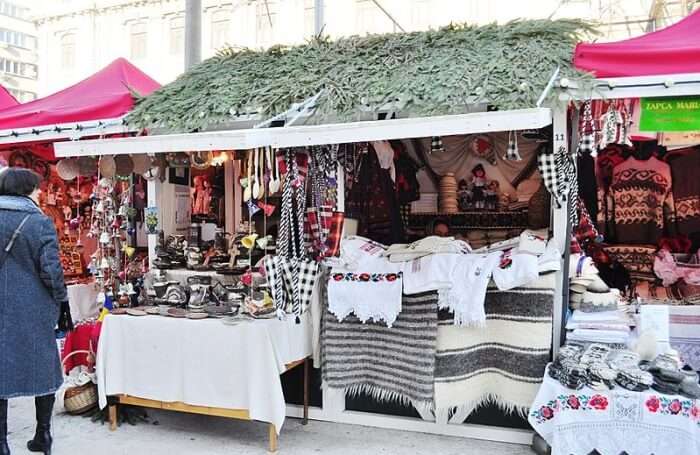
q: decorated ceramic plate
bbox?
[126,308,147,317]
[111,307,128,315]
[186,312,208,320]
[167,308,187,318]
[144,306,160,315]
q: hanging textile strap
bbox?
[578,100,597,156]
[554,146,579,227]
[504,131,522,161]
[274,149,295,312]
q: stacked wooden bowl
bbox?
[439,173,459,214]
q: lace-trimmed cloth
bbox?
[530,364,700,455]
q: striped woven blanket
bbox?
[321,291,439,410]
[669,305,700,370]
[434,272,555,419]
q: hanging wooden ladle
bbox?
[252,147,262,200]
[243,149,253,202]
[270,148,281,194]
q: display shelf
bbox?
[407,210,529,230]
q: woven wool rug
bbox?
[321,291,439,411]
[434,272,555,420]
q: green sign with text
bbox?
[639,96,700,132]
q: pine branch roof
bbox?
[127,19,593,133]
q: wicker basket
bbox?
[61,350,98,415]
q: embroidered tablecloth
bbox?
[529,365,700,455]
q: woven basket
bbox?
[64,383,98,415]
[61,350,98,415]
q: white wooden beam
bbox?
[0,117,133,146]
[285,404,532,445]
[54,108,552,158]
[562,72,700,101]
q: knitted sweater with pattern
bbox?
[608,157,676,244]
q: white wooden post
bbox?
[551,104,569,358]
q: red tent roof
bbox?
[0,58,160,130]
[574,10,700,77]
[0,86,18,109]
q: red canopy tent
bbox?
[0,57,159,131]
[0,86,18,109]
[574,10,700,77]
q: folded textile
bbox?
[492,252,538,291]
[537,242,561,273]
[568,329,630,344]
[570,309,628,324]
[321,291,438,410]
[565,322,631,332]
[385,236,471,263]
[330,236,388,270]
[328,260,403,327]
[403,252,503,327]
[577,289,620,313]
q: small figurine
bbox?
[485,180,500,211]
[470,164,487,210]
[458,179,472,211]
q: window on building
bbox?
[60,33,76,69]
[0,57,38,79]
[0,1,28,20]
[130,22,148,60]
[0,28,33,48]
[211,10,230,49]
[8,89,36,102]
[256,0,277,47]
[169,16,184,55]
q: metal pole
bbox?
[314,0,324,36]
[185,0,202,69]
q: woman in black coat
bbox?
[0,168,72,455]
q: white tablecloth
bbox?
[529,365,700,455]
[96,313,311,433]
[67,282,100,322]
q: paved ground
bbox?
[6,397,534,454]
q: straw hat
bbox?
[56,158,80,181]
[191,151,213,170]
[77,156,97,177]
[114,155,134,177]
[99,156,116,178]
[131,154,152,174]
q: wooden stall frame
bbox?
[58,107,562,445]
[108,357,309,453]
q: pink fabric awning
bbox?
[574,10,700,77]
[0,86,19,110]
[0,58,159,130]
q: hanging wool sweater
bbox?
[608,156,676,244]
[668,151,700,237]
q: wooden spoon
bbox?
[270,148,281,194]
[267,147,275,195]
[243,150,252,202]
[252,148,261,200]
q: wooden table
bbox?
[108,357,310,453]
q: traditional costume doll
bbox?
[470,164,487,210]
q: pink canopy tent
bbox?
[574,10,700,77]
[0,57,159,131]
[0,86,18,109]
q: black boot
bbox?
[0,399,9,455]
[27,395,54,455]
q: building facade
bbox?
[0,0,37,102]
[32,0,699,97]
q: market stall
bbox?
[0,58,160,323]
[50,19,592,447]
[527,10,700,454]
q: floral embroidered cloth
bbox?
[530,364,700,455]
